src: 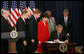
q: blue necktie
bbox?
[58,33,60,39]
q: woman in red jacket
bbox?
[37,13,50,53]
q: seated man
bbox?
[50,24,69,43]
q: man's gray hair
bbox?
[1,8,9,13]
[56,24,63,30]
[63,9,69,13]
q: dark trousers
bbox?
[16,38,25,53]
[27,38,38,53]
[1,39,8,53]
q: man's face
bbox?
[47,11,51,18]
[27,9,32,17]
[57,27,63,34]
[3,10,9,17]
[23,13,28,19]
[35,13,41,19]
[63,12,68,17]
[47,12,51,16]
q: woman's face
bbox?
[43,17,48,21]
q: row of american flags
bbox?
[2,1,35,28]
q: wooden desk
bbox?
[42,42,77,53]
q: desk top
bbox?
[42,42,77,47]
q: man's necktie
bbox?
[65,18,67,27]
[49,19,53,30]
[58,33,60,39]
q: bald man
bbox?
[24,9,32,53]
[16,10,28,53]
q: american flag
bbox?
[28,1,35,15]
[18,1,27,17]
[2,1,14,27]
[10,1,19,28]
[2,1,9,9]
[2,1,35,28]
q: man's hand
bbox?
[54,39,60,42]
[31,39,34,43]
[23,40,27,46]
[64,40,69,43]
[38,41,41,44]
[66,33,70,37]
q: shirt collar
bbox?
[2,15,8,20]
[34,15,37,20]
[64,16,68,20]
[64,16,68,18]
[28,17,30,19]
[21,17,25,22]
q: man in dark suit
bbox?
[1,8,12,53]
[28,9,42,53]
[58,9,73,42]
[50,24,69,43]
[16,10,28,53]
[24,9,32,53]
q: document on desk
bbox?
[45,41,64,44]
[58,41,64,43]
[45,41,56,43]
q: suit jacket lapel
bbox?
[63,17,65,27]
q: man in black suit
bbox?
[58,9,73,42]
[16,10,28,53]
[50,24,69,43]
[24,9,32,53]
[1,8,12,53]
[28,9,42,53]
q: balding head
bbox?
[45,10,52,18]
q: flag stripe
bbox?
[8,14,16,27]
[8,16,14,27]
[11,11,17,22]
[10,13,16,24]
[11,8,18,20]
[14,9,19,19]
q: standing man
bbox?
[16,10,28,53]
[58,9,73,42]
[25,9,32,53]
[45,10,56,35]
[1,8,12,53]
[28,9,42,53]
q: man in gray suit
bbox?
[45,10,56,35]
